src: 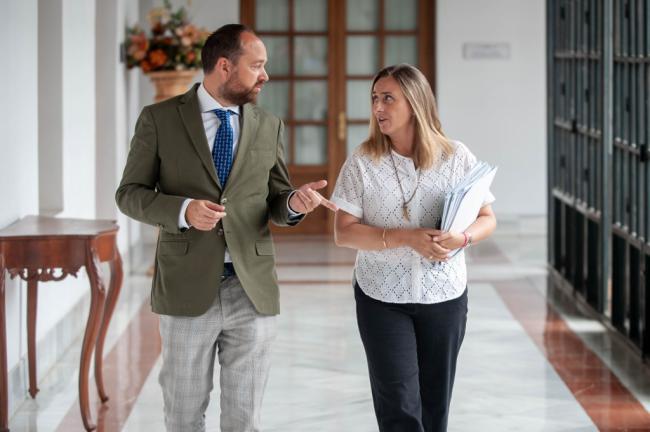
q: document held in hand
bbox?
[440,161,497,257]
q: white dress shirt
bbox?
[331,140,495,304]
[178,82,300,263]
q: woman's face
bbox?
[372,76,413,138]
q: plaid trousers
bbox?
[158,275,278,432]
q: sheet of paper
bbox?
[448,167,497,232]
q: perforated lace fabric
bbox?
[332,140,496,304]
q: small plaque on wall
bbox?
[462,43,511,60]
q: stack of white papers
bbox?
[440,161,497,257]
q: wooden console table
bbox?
[0,216,122,431]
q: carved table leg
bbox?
[26,279,39,398]
[95,247,123,402]
[0,255,9,432]
[79,245,106,431]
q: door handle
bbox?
[338,112,346,141]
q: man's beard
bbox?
[221,75,263,106]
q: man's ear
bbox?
[216,57,232,76]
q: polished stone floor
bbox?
[6,220,650,431]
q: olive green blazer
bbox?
[116,83,301,316]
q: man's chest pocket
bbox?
[247,149,275,170]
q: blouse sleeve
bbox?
[331,152,365,219]
[456,141,496,207]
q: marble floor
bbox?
[6,223,650,431]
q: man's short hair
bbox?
[201,24,256,74]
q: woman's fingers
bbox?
[430,242,450,254]
[438,239,457,250]
[423,251,447,261]
[432,232,452,242]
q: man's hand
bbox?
[289,180,339,214]
[185,200,226,231]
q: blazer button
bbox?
[217,228,224,236]
[220,197,228,204]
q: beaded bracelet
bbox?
[462,232,470,248]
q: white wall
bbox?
[32,0,97,341]
[61,0,97,219]
[436,0,547,217]
[0,1,39,409]
[38,0,64,215]
[96,0,140,254]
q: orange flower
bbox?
[184,25,201,43]
[140,60,152,73]
[124,4,210,73]
[128,33,149,61]
[148,49,168,68]
[174,25,201,46]
[131,49,147,61]
[130,32,148,48]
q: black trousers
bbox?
[355,283,468,432]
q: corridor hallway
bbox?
[7,220,650,431]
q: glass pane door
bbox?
[255,0,329,167]
[344,0,419,157]
[242,0,434,234]
[253,0,332,234]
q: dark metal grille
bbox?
[548,0,650,357]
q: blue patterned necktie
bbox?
[212,109,234,187]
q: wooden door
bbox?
[241,0,435,234]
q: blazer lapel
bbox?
[225,103,259,192]
[177,84,222,190]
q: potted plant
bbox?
[124,0,210,102]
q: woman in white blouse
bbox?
[332,64,497,432]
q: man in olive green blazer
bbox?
[116,24,336,432]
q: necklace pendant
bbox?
[402,205,410,221]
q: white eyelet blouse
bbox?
[332,140,496,304]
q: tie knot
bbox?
[213,109,231,122]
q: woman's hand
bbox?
[403,228,451,262]
[432,231,466,251]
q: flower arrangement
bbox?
[125,0,210,73]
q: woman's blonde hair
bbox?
[361,63,454,169]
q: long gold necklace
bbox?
[389,150,420,221]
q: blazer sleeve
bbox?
[115,106,187,234]
[266,119,304,227]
